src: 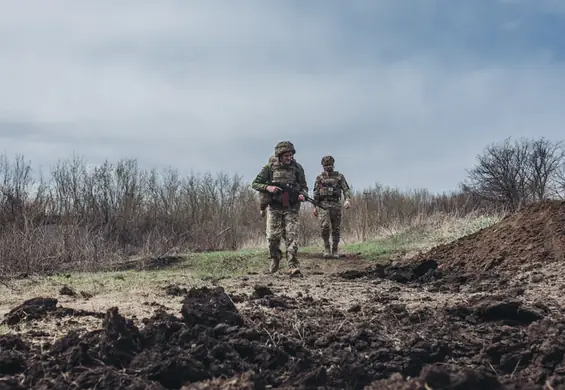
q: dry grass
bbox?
[1,153,505,277]
[325,211,504,261]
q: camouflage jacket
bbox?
[251,160,308,207]
[313,170,351,204]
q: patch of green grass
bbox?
[340,238,407,260]
[184,248,269,279]
[297,230,423,261]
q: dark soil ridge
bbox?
[337,201,565,290]
[333,257,513,294]
[2,286,565,389]
[409,200,565,274]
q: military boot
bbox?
[287,252,302,277]
[323,240,332,258]
[269,248,282,273]
[332,241,340,259]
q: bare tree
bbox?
[464,137,565,210]
[465,138,531,210]
[527,138,565,200]
[555,162,565,199]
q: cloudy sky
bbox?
[1,0,565,194]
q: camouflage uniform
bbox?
[252,141,308,274]
[313,155,351,258]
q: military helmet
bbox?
[274,141,296,157]
[321,155,335,166]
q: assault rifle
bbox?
[270,183,327,210]
[303,194,327,210]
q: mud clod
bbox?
[2,297,57,326]
[446,298,544,325]
[164,284,188,297]
[251,284,273,299]
[180,286,244,327]
[336,259,439,284]
[59,286,76,297]
[1,297,105,327]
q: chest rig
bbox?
[269,161,300,207]
[318,171,342,200]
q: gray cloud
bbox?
[1,0,565,194]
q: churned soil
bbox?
[2,200,565,389]
[2,283,565,389]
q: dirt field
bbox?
[2,200,565,389]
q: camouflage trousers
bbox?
[265,206,300,272]
[317,202,342,254]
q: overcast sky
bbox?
[1,0,565,194]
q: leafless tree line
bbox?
[0,154,264,275]
[463,137,565,211]
[3,138,555,276]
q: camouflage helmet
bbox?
[274,141,296,157]
[321,155,335,166]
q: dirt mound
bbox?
[1,297,105,327]
[3,286,565,389]
[410,200,565,275]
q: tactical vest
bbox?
[317,172,342,200]
[270,163,298,185]
[268,162,300,206]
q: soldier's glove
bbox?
[344,199,351,209]
[313,208,318,217]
